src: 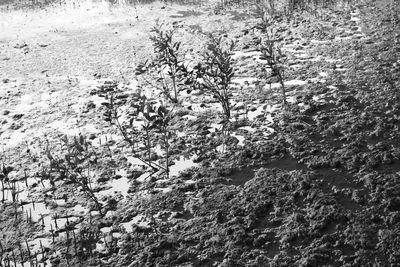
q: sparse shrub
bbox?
[253,0,353,24]
[195,34,236,121]
[129,93,172,177]
[100,86,172,178]
[136,22,196,104]
[46,135,103,216]
[257,29,288,105]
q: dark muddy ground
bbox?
[0,0,400,266]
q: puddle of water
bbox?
[71,204,89,215]
[260,125,275,136]
[182,114,197,121]
[127,156,147,167]
[99,177,130,197]
[296,53,312,59]
[266,157,308,171]
[245,104,278,122]
[0,180,30,202]
[231,77,259,87]
[153,144,165,157]
[216,144,226,153]
[79,77,114,88]
[53,199,66,207]
[246,105,264,121]
[189,102,221,113]
[225,167,255,186]
[91,133,122,147]
[264,79,308,90]
[72,94,105,113]
[100,227,112,234]
[136,172,151,182]
[169,155,198,177]
[310,40,329,44]
[28,237,51,253]
[287,95,297,104]
[238,126,256,132]
[208,123,223,133]
[21,202,50,222]
[120,214,150,230]
[335,68,347,72]
[1,131,28,150]
[319,72,329,77]
[232,50,261,60]
[308,77,327,84]
[15,94,49,112]
[154,187,172,193]
[48,119,95,136]
[312,95,327,103]
[231,133,245,146]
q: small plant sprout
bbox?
[196,34,236,121]
[257,29,288,105]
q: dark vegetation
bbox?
[1,0,400,266]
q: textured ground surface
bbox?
[0,0,399,266]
